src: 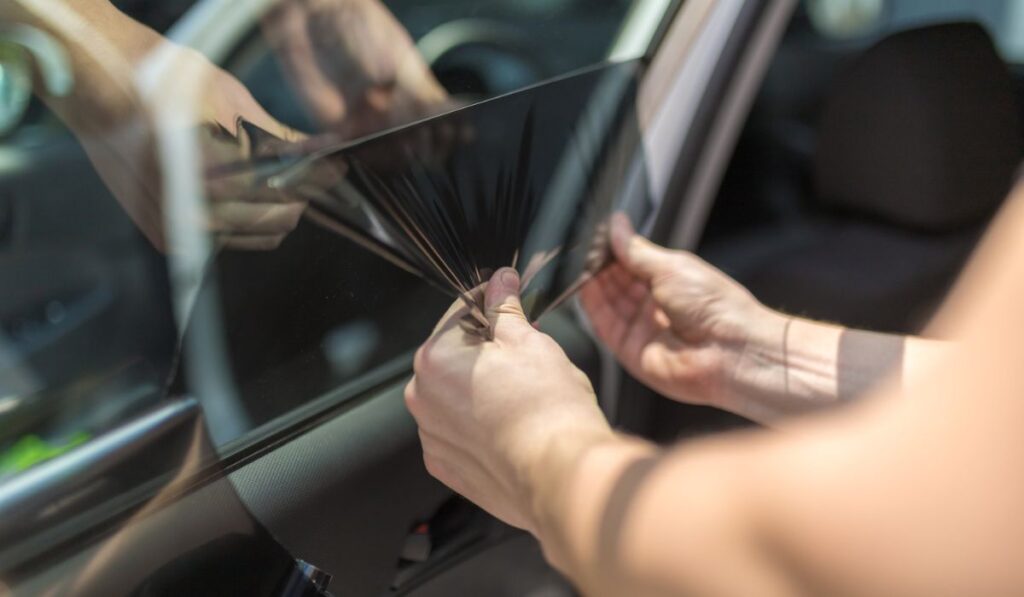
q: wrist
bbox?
[728,309,847,423]
[720,306,791,416]
[527,428,656,575]
[526,424,614,542]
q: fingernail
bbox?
[500,268,519,288]
[611,216,629,248]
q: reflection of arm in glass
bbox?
[4,0,306,251]
[263,0,452,139]
[5,0,454,251]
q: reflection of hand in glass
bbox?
[6,0,307,251]
[264,0,452,139]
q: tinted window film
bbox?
[184,59,651,443]
[0,0,660,472]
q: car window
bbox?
[231,0,641,136]
[0,0,669,490]
[183,0,658,446]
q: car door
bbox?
[0,0,794,594]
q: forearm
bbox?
[529,331,1022,597]
[529,433,656,593]
[728,311,951,424]
[7,0,163,133]
[529,432,796,596]
[728,312,842,423]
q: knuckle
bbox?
[422,454,441,479]
[574,369,595,392]
[417,430,435,454]
[413,345,429,374]
[531,332,561,353]
[403,380,418,411]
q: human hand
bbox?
[71,37,308,251]
[580,215,787,413]
[264,0,452,139]
[15,0,310,251]
[406,268,614,534]
[190,57,310,251]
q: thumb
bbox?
[610,213,677,281]
[485,268,530,340]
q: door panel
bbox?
[228,306,600,596]
[231,381,450,596]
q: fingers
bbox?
[424,269,529,349]
[484,268,530,340]
[219,234,288,251]
[208,195,305,251]
[594,266,645,321]
[208,201,306,235]
[620,298,661,359]
[580,276,629,349]
[430,285,484,337]
[610,213,678,281]
[606,263,649,305]
[580,265,653,351]
[217,71,308,144]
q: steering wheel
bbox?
[417,19,549,100]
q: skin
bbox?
[6,0,307,251]
[5,0,450,251]
[263,0,452,139]
[579,215,951,425]
[408,184,1024,595]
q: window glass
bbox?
[231,0,639,136]
[186,0,653,445]
[0,0,665,486]
[807,0,1024,63]
[805,0,887,38]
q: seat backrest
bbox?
[815,23,1022,232]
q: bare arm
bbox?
[5,0,163,131]
[408,184,1024,595]
[261,0,451,137]
[534,188,1024,595]
[3,0,306,250]
[735,312,953,421]
[580,215,954,425]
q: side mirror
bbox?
[0,42,31,137]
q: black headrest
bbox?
[815,23,1022,231]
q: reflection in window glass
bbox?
[186,59,651,443]
[806,0,1024,63]
[233,0,638,138]
[806,0,887,38]
[0,0,658,484]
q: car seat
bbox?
[705,22,1022,334]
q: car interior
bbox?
[701,15,1023,336]
[648,3,1024,443]
[3,0,1024,594]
